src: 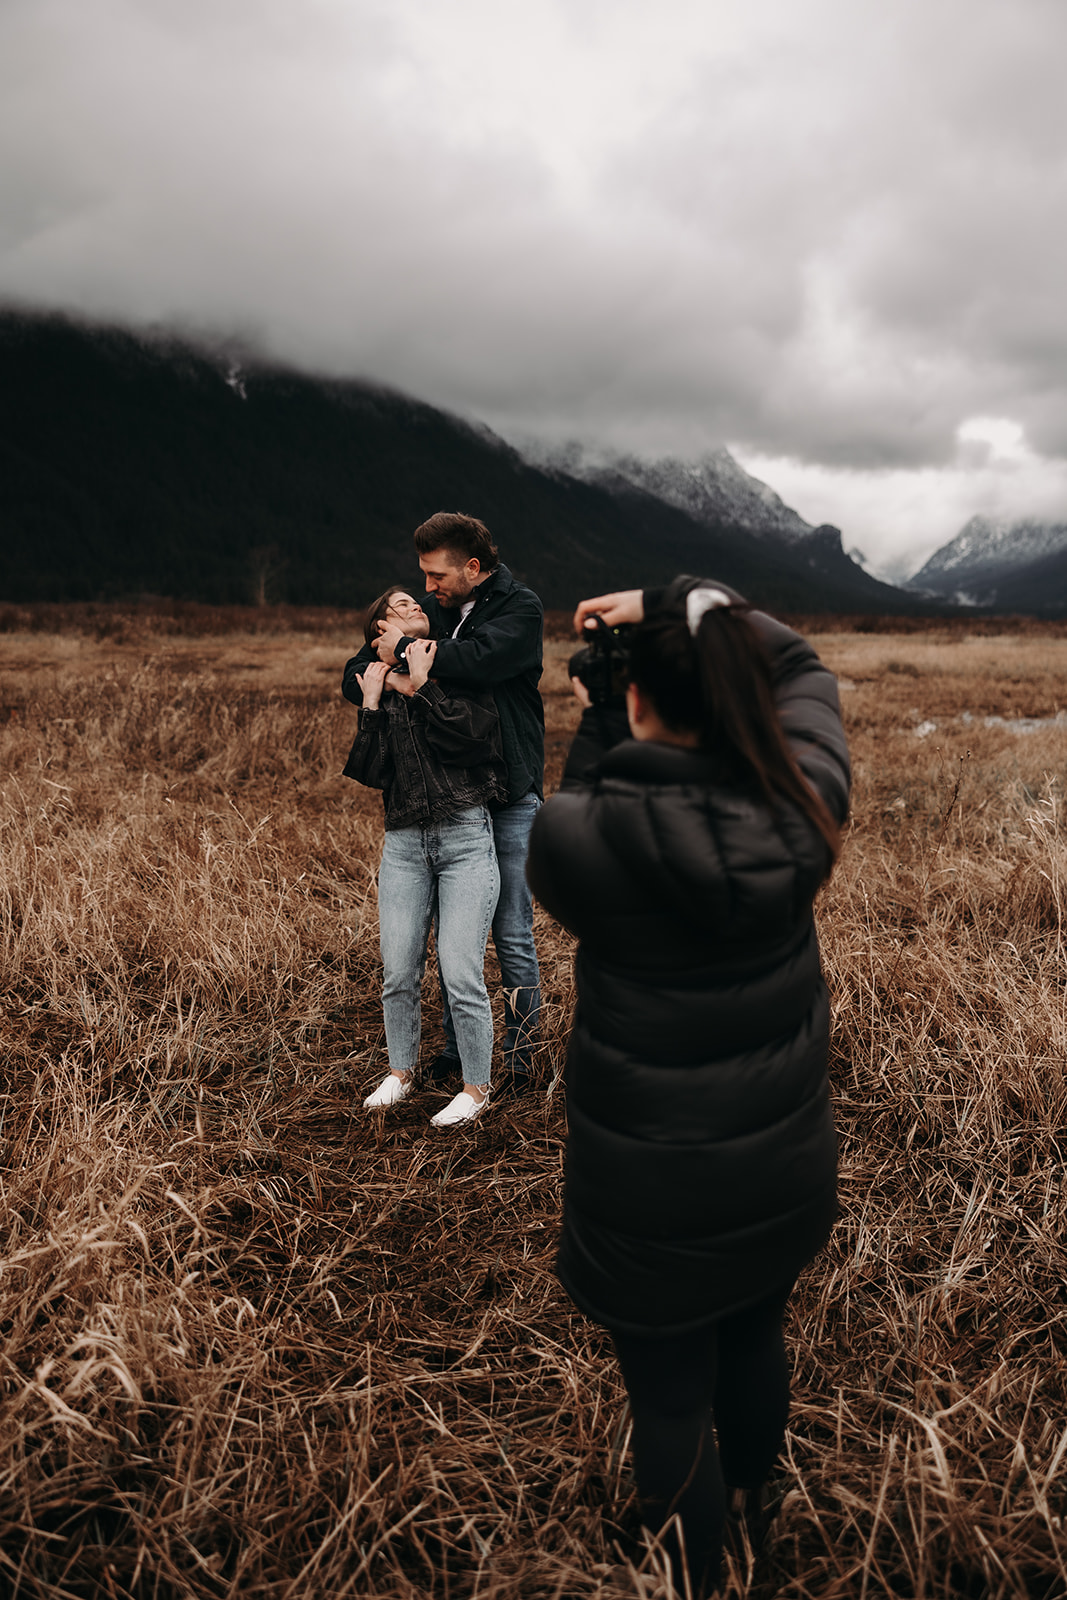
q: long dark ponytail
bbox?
[627,603,841,861]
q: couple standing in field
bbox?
[342,511,544,1129]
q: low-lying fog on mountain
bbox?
[0,312,921,614]
[8,310,1067,614]
[525,443,815,544]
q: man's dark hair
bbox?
[413,512,499,572]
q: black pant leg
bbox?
[611,1324,725,1597]
[713,1281,795,1490]
[610,1284,796,1594]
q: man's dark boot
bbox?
[425,1050,461,1085]
[496,1054,536,1097]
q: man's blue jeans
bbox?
[378,807,500,1087]
[440,792,541,1070]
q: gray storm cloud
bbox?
[2,0,1066,567]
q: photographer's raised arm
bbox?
[572,589,645,633]
[560,596,644,787]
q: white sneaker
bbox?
[363,1073,412,1110]
[430,1090,489,1129]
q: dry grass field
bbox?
[3,605,1067,1598]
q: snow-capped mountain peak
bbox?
[564,445,814,543]
[914,515,1067,584]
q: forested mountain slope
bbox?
[1,312,921,612]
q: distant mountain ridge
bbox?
[0,309,924,613]
[912,514,1067,608]
[527,437,914,606]
[572,447,814,543]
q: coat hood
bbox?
[591,739,830,945]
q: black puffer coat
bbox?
[526,579,850,1335]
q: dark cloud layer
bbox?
[2,0,1066,567]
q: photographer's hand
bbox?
[573,590,644,634]
[356,660,390,710]
[570,676,593,710]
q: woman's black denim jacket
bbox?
[342,679,507,830]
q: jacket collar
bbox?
[424,564,515,639]
[596,738,720,786]
[442,564,513,635]
[478,563,514,599]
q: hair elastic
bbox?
[685,586,731,635]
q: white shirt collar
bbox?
[452,597,477,638]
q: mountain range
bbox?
[910,515,1067,611]
[0,310,926,613]
[530,442,814,543]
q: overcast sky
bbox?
[3,0,1066,577]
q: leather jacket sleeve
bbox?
[341,707,392,789]
[342,643,376,707]
[415,681,502,765]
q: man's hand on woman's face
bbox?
[355,660,391,710]
[374,620,405,665]
[572,590,645,634]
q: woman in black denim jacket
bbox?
[343,587,507,1129]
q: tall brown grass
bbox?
[2,612,1067,1597]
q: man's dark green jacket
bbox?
[342,564,544,804]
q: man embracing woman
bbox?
[342,513,544,1129]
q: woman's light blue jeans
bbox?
[378,807,500,1087]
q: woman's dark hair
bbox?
[363,584,410,649]
[413,512,499,572]
[628,604,841,860]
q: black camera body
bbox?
[568,616,634,708]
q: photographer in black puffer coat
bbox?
[526,576,850,1597]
